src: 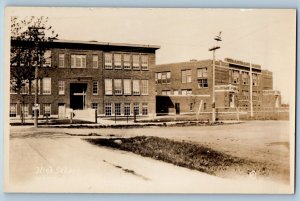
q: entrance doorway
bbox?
[58,103,66,119]
[70,83,87,110]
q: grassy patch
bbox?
[85,136,276,179]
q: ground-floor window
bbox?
[105,103,112,116]
[124,103,131,116]
[10,103,17,117]
[134,103,139,115]
[43,104,51,116]
[115,103,121,116]
[21,104,29,117]
[142,103,148,115]
[92,103,98,110]
[189,103,193,111]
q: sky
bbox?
[7,8,296,103]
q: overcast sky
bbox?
[8,8,296,103]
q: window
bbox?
[104,53,113,69]
[92,55,98,68]
[10,103,17,117]
[174,90,179,95]
[142,103,148,115]
[162,90,171,95]
[105,103,112,116]
[133,80,140,95]
[58,54,65,68]
[242,71,249,85]
[114,79,122,95]
[10,79,17,94]
[141,80,148,95]
[124,103,131,116]
[190,103,193,111]
[21,104,29,117]
[43,50,51,67]
[43,104,51,116]
[31,80,41,95]
[197,79,208,88]
[42,78,51,95]
[182,69,191,83]
[92,81,98,95]
[105,79,113,95]
[197,68,208,88]
[203,103,207,110]
[114,54,122,69]
[20,80,29,94]
[123,79,131,95]
[115,103,121,116]
[182,89,192,96]
[132,55,140,70]
[134,103,139,115]
[233,70,239,84]
[124,54,131,70]
[252,73,259,86]
[92,103,98,110]
[58,81,65,95]
[197,67,208,77]
[71,55,86,68]
[141,55,148,70]
[156,72,171,84]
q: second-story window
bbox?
[114,54,122,69]
[71,55,86,68]
[197,67,208,88]
[141,55,148,70]
[58,54,65,68]
[104,79,113,95]
[252,73,259,86]
[156,72,171,84]
[43,50,51,67]
[58,81,65,95]
[132,55,140,70]
[141,80,148,95]
[92,55,98,68]
[233,70,240,84]
[93,81,98,95]
[242,71,249,85]
[114,79,122,95]
[182,69,191,83]
[42,77,51,95]
[104,53,112,69]
[133,80,140,95]
[123,54,131,70]
[123,79,132,95]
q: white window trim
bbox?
[105,79,113,95]
[58,80,65,95]
[58,53,65,68]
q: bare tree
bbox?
[10,16,58,124]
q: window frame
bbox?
[58,80,65,95]
[104,79,113,95]
[93,81,99,95]
[42,77,51,95]
[114,79,122,95]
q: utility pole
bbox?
[209,31,222,123]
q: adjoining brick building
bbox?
[154,58,282,119]
[10,39,160,119]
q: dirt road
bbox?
[6,121,292,193]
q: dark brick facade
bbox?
[154,58,282,116]
[10,40,159,118]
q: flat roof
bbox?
[53,39,161,50]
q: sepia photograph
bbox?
[3,7,296,193]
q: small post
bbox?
[46,114,49,125]
[134,111,137,123]
[70,111,73,124]
[115,113,116,124]
[95,109,97,123]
